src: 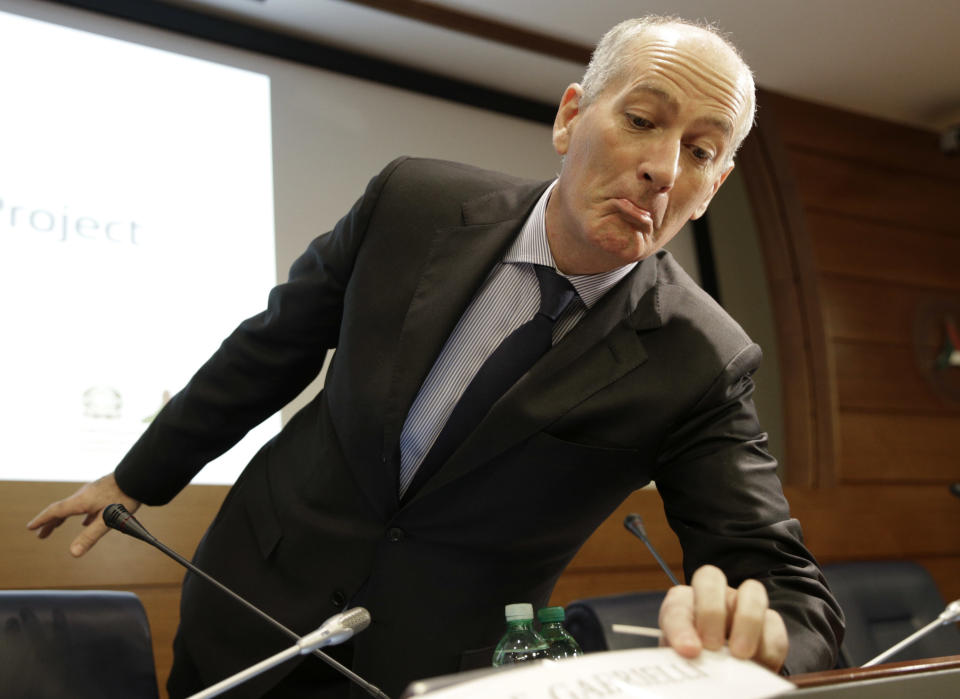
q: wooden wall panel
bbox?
[4,482,227,589]
[838,412,960,482]
[753,87,960,488]
[761,92,960,181]
[729,89,960,653]
[550,489,682,604]
[782,485,960,560]
[790,151,959,235]
[738,109,835,487]
[563,488,680,571]
[808,213,960,289]
[832,342,958,413]
[820,276,956,345]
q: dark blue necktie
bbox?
[402,264,576,500]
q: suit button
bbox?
[386,527,405,543]
[330,589,346,609]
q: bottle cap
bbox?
[504,603,534,621]
[537,606,565,623]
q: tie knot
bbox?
[534,264,576,321]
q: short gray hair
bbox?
[580,16,756,163]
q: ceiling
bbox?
[162,0,960,133]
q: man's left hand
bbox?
[658,564,788,672]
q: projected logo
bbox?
[82,386,122,419]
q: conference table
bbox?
[789,654,960,696]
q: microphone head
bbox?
[941,600,960,624]
[624,513,647,538]
[299,607,372,653]
[102,504,157,545]
[102,503,129,529]
[340,607,371,634]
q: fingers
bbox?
[727,578,788,671]
[659,584,701,658]
[658,565,790,673]
[728,579,768,659]
[26,473,140,557]
[755,608,789,672]
[33,516,66,540]
[27,495,90,537]
[659,565,731,658]
[692,564,728,650]
[70,518,111,558]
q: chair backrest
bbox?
[0,589,160,699]
[564,590,666,653]
[823,560,960,667]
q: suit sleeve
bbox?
[653,343,844,674]
[114,157,409,505]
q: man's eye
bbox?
[627,113,653,129]
[691,146,714,162]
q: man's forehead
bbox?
[622,82,735,138]
[606,29,751,134]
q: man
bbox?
[29,16,843,698]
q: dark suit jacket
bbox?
[115,157,842,698]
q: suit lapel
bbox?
[403,252,665,505]
[380,180,551,476]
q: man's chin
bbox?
[600,232,652,265]
[591,244,648,272]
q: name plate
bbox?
[412,647,794,699]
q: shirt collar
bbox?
[505,180,637,309]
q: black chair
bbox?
[823,560,960,667]
[0,589,159,699]
[564,590,667,652]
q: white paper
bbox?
[419,647,795,699]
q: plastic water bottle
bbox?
[537,606,583,659]
[491,603,550,666]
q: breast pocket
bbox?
[527,431,652,490]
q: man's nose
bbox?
[639,138,680,191]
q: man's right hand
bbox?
[658,564,789,673]
[26,473,141,557]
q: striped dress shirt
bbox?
[398,181,637,495]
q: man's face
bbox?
[545,26,752,275]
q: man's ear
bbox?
[691,163,734,220]
[552,84,584,156]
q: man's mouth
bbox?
[611,198,654,232]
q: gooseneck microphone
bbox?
[862,598,960,667]
[188,607,372,699]
[300,607,371,649]
[623,513,681,586]
[103,504,297,650]
[102,504,390,699]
